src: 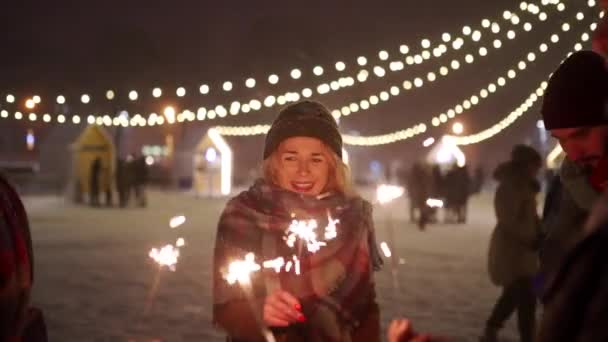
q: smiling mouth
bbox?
[290,181,315,193]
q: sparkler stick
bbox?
[145,238,185,314]
[376,184,404,296]
[225,254,276,342]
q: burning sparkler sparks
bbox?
[426,198,444,208]
[285,219,326,253]
[376,184,405,204]
[324,215,339,240]
[226,253,262,285]
[380,242,392,258]
[263,257,285,273]
[224,214,337,288]
[149,244,180,271]
[169,215,187,229]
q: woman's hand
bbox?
[388,319,414,342]
[388,319,444,342]
[263,290,306,327]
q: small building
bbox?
[192,128,232,196]
[69,125,115,202]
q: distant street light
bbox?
[452,122,464,135]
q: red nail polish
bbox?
[294,304,302,311]
[298,314,306,322]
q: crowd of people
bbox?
[87,153,149,208]
[398,162,484,229]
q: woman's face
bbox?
[275,137,330,196]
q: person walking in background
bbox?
[480,145,543,342]
[403,162,429,224]
[132,153,149,207]
[115,158,130,208]
[89,157,102,207]
[473,165,486,195]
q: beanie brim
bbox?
[263,117,343,159]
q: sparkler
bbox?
[376,184,404,294]
[426,198,444,208]
[380,242,392,258]
[144,210,188,316]
[169,215,186,229]
[222,212,337,342]
[148,244,180,271]
[223,253,276,342]
[226,252,262,285]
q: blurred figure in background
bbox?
[132,153,149,207]
[444,165,471,224]
[480,145,543,342]
[89,157,102,207]
[403,162,430,224]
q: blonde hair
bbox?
[262,142,356,197]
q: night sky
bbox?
[0,0,595,175]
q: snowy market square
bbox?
[26,190,523,342]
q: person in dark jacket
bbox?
[131,154,148,207]
[0,173,47,341]
[538,51,608,295]
[116,158,128,208]
[213,101,383,342]
[89,157,102,207]
[480,145,543,342]
[537,192,608,342]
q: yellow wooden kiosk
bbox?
[70,125,116,203]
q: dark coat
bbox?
[487,162,541,286]
[538,194,608,342]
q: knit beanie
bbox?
[263,100,342,159]
[541,50,608,129]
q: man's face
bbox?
[551,125,608,168]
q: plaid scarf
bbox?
[213,179,382,341]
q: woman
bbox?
[480,145,543,342]
[213,100,383,342]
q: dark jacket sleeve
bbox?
[538,224,608,342]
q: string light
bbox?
[129,90,138,101]
[153,88,163,98]
[210,21,592,146]
[223,82,233,92]
[4,1,576,128]
[290,69,302,79]
[5,0,562,112]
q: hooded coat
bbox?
[488,162,542,286]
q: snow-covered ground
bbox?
[24,189,523,342]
